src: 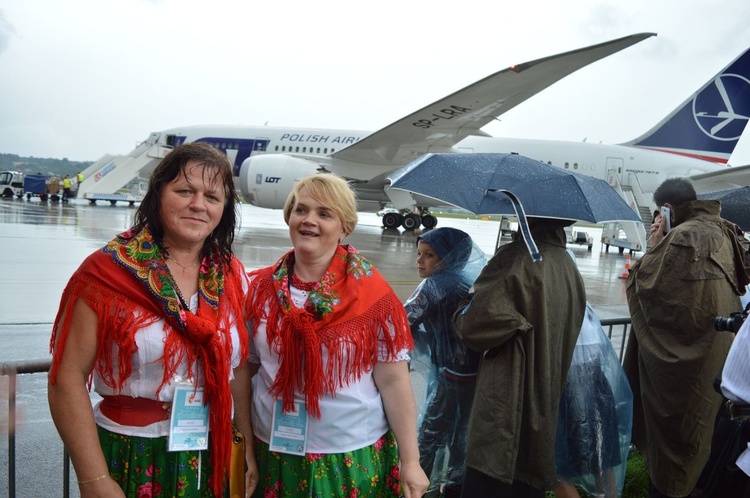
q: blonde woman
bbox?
[245,173,429,497]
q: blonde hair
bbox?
[283,173,358,236]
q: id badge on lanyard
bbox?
[269,398,309,456]
[167,385,210,452]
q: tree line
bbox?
[0,153,93,178]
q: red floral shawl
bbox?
[49,226,248,496]
[246,245,412,418]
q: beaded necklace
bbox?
[290,272,317,291]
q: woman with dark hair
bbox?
[134,143,238,266]
[48,142,257,497]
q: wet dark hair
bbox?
[134,142,239,266]
[653,177,697,208]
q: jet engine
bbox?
[237,155,322,209]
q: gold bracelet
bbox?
[77,473,110,485]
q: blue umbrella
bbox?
[698,186,750,231]
[387,153,641,261]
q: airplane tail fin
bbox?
[623,47,750,164]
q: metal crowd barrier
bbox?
[1,359,71,498]
[1,316,632,498]
[600,316,632,363]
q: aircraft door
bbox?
[252,139,269,154]
[606,157,625,186]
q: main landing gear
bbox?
[381,209,438,230]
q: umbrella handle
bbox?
[487,189,542,262]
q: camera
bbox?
[715,303,750,332]
[715,313,746,333]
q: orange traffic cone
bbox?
[618,254,632,279]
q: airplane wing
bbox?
[332,32,656,167]
[689,163,750,192]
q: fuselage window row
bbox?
[274,145,331,154]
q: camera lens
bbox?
[715,314,744,333]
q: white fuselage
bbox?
[152,125,730,209]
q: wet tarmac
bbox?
[0,198,633,497]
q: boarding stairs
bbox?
[76,140,173,205]
[601,169,648,253]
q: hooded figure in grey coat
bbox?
[453,218,586,496]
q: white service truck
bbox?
[0,171,24,198]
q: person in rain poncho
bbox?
[624,178,749,498]
[554,302,633,498]
[404,227,487,498]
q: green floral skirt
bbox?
[97,426,222,497]
[253,431,402,497]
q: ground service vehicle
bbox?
[23,174,62,202]
[571,230,594,251]
[0,171,24,198]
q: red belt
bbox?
[100,396,172,427]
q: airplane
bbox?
[76,32,750,252]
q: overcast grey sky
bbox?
[1,0,750,166]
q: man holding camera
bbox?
[625,177,749,498]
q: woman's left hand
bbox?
[399,460,429,498]
[244,453,259,497]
